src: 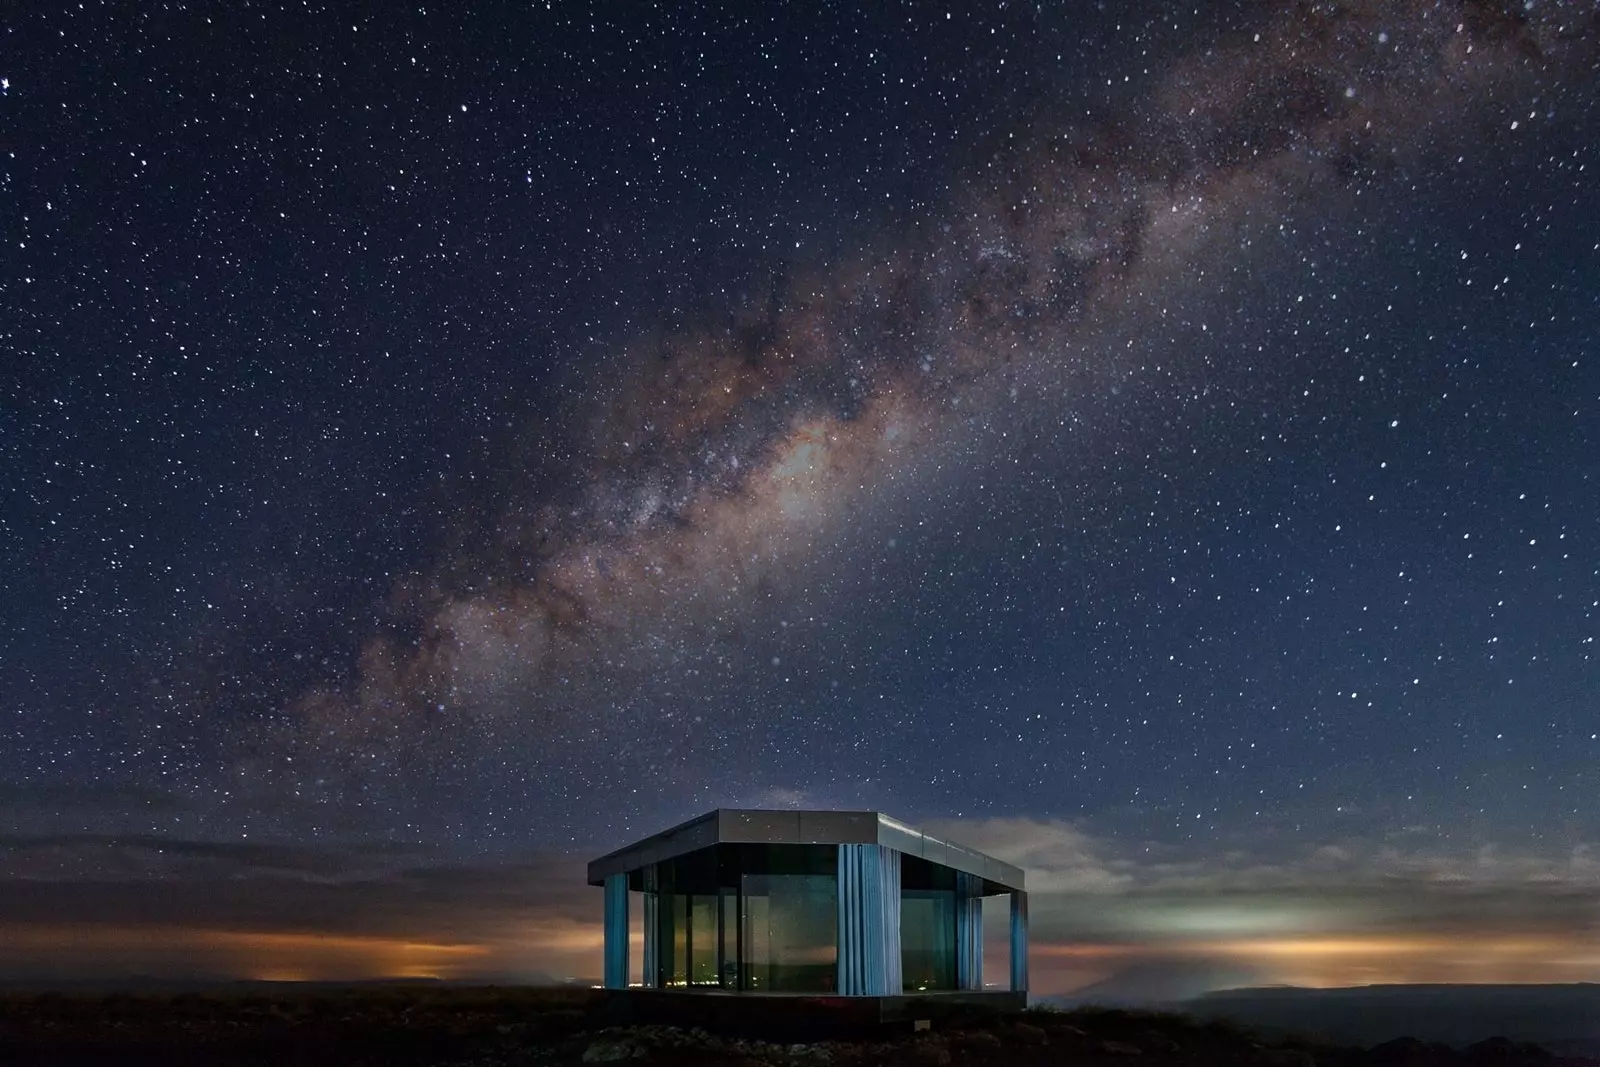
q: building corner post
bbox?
[1009,889,1029,994]
[603,872,629,989]
[955,871,983,990]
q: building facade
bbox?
[587,809,1028,1000]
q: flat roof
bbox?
[586,808,1026,892]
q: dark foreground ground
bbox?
[1,986,1595,1067]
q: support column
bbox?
[955,871,984,990]
[603,872,629,989]
[836,844,902,995]
[1009,890,1029,993]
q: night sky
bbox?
[3,1,1598,993]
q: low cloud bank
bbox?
[1,823,1594,992]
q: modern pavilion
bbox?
[587,809,1027,1009]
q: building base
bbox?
[595,988,1027,1039]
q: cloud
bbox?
[936,815,1600,943]
[924,816,1135,894]
[0,823,1596,990]
[0,834,601,981]
[930,817,1600,993]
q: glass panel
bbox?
[647,844,839,992]
[629,889,644,988]
[719,886,740,988]
[740,872,838,992]
[983,893,1008,991]
[902,888,957,991]
[742,883,771,989]
[690,894,718,985]
[648,846,725,989]
[662,892,689,988]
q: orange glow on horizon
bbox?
[4,919,1596,991]
[0,924,495,982]
[1033,932,1600,992]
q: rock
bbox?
[1009,1022,1049,1046]
[582,1038,649,1062]
[1102,1040,1144,1056]
[1142,1030,1182,1054]
[956,1029,1003,1051]
[906,1037,953,1066]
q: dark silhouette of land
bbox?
[0,983,1597,1066]
[1181,985,1600,1058]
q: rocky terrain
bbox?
[0,986,1593,1067]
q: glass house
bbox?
[588,809,1027,1003]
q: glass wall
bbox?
[901,856,957,992]
[740,871,838,991]
[650,890,724,988]
[659,892,688,986]
[982,893,1010,991]
[718,886,739,987]
[646,845,719,989]
[628,889,644,987]
[643,843,838,993]
[689,895,718,985]
[639,844,1009,994]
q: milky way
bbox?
[227,0,1599,838]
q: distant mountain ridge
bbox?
[1175,984,1600,1052]
[1041,960,1269,1007]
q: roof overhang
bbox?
[586,809,1025,892]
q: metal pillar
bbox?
[1009,889,1029,993]
[955,871,984,990]
[603,872,629,989]
[836,843,903,995]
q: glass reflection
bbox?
[901,855,957,992]
[641,842,1008,995]
[901,888,957,991]
[645,844,839,992]
[740,872,838,991]
[690,894,718,985]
